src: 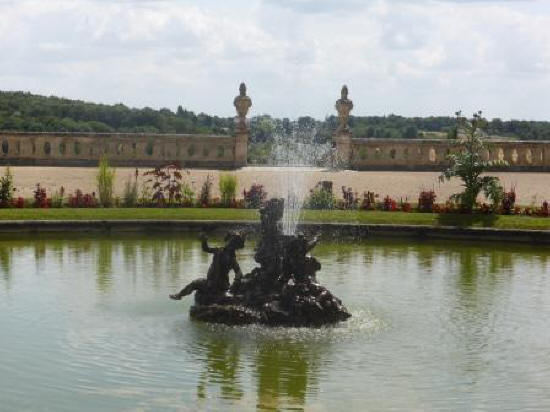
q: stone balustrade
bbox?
[343,138,550,171]
[1,83,548,172]
[0,132,244,168]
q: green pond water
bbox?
[1,233,550,411]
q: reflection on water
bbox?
[196,335,243,401]
[255,339,319,410]
[186,321,325,410]
[1,233,550,410]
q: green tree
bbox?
[403,126,418,139]
[439,111,507,212]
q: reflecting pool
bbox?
[1,234,550,410]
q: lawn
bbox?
[0,208,549,230]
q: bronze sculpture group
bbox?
[170,198,351,327]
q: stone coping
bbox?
[0,131,230,139]
[0,220,548,244]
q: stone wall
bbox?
[0,132,245,168]
[3,131,549,171]
[342,137,550,171]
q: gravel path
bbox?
[5,166,549,205]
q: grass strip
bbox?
[0,208,548,230]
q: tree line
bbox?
[2,91,550,142]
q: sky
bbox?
[1,0,549,120]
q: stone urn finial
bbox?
[335,84,353,135]
[234,82,252,131]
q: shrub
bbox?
[51,186,65,208]
[68,189,98,208]
[219,174,238,207]
[123,174,138,207]
[181,182,195,207]
[139,181,153,206]
[143,162,188,207]
[13,197,24,208]
[383,195,398,211]
[433,200,458,214]
[539,201,549,217]
[501,188,516,215]
[341,186,359,209]
[243,183,267,209]
[34,184,48,208]
[96,157,115,207]
[400,199,412,212]
[0,167,15,208]
[360,191,377,210]
[306,188,335,210]
[479,203,493,214]
[199,175,213,207]
[418,190,436,213]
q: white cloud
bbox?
[0,0,549,120]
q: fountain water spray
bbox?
[269,123,339,235]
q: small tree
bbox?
[97,157,115,207]
[439,111,507,212]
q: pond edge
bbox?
[0,220,548,244]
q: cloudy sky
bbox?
[1,0,549,120]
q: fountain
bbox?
[169,83,351,326]
[170,198,351,326]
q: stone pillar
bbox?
[333,85,353,167]
[233,82,252,168]
[234,130,248,167]
[334,133,352,166]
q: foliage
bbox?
[199,175,213,207]
[219,174,238,207]
[382,196,398,211]
[51,186,65,208]
[306,188,335,210]
[0,91,231,135]
[96,157,115,207]
[540,201,549,217]
[123,173,138,207]
[401,200,412,212]
[360,191,377,210]
[243,183,267,209]
[13,197,24,208]
[3,91,550,146]
[501,189,516,215]
[138,180,153,206]
[418,190,437,213]
[143,162,189,207]
[0,167,14,207]
[181,183,195,206]
[247,143,273,165]
[341,186,359,209]
[439,111,508,213]
[68,189,98,207]
[33,183,49,208]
